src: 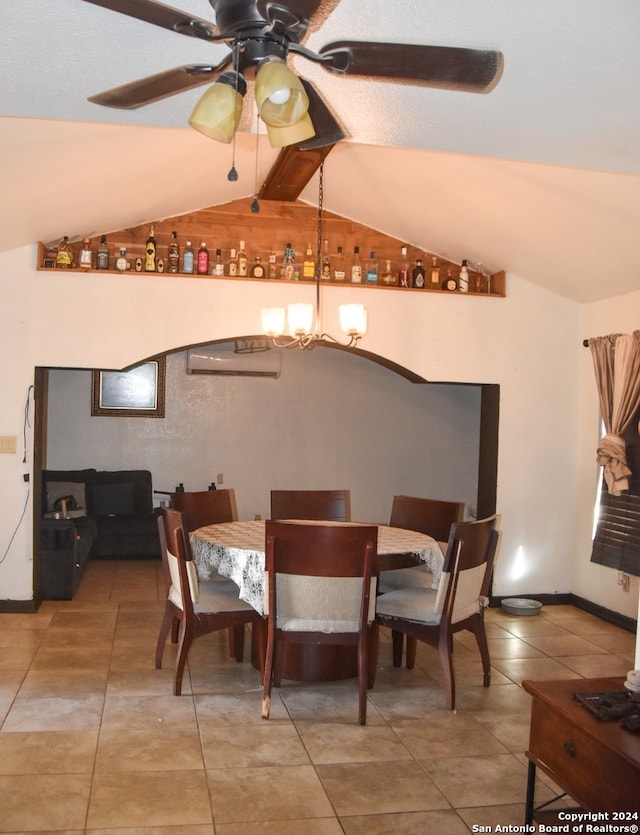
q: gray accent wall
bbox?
[46,345,481,525]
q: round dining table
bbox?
[190,518,445,682]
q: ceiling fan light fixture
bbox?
[265,112,316,148]
[255,59,309,127]
[188,71,247,143]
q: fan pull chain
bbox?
[227,44,240,182]
[315,160,325,333]
[251,113,260,213]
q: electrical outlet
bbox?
[0,435,17,454]
[217,472,224,485]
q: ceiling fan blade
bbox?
[318,41,504,93]
[88,61,231,109]
[81,0,219,40]
[297,78,346,150]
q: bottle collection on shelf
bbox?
[48,229,493,293]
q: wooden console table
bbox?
[523,677,640,821]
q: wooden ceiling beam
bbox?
[258,144,336,202]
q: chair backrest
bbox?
[390,495,465,543]
[171,488,238,531]
[435,515,500,624]
[158,507,199,614]
[264,520,377,632]
[270,489,351,522]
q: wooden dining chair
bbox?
[262,520,378,725]
[155,507,261,695]
[379,495,465,595]
[270,489,351,521]
[171,487,238,531]
[167,487,240,653]
[375,515,500,711]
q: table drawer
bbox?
[529,699,637,812]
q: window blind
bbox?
[590,405,640,577]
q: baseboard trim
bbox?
[491,593,637,634]
[0,598,40,613]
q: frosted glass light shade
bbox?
[262,307,286,336]
[339,303,367,336]
[255,60,309,127]
[287,303,314,336]
[189,73,245,143]
[266,113,315,148]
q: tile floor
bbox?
[0,559,636,834]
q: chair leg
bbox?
[170,617,180,644]
[173,623,194,696]
[471,617,491,688]
[438,630,456,711]
[262,631,275,720]
[367,623,379,689]
[405,636,417,669]
[231,624,245,662]
[391,630,404,667]
[357,636,368,726]
[155,604,175,669]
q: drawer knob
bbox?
[563,739,576,757]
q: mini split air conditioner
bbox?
[186,346,282,378]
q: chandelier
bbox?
[260,161,367,350]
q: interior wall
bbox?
[45,348,482,525]
[0,242,587,613]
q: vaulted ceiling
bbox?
[2,0,639,303]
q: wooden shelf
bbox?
[36,198,506,297]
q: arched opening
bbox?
[32,339,498,600]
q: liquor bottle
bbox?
[429,256,440,290]
[197,242,209,275]
[79,238,93,270]
[321,239,331,280]
[182,241,194,274]
[351,246,362,283]
[135,257,143,272]
[156,258,165,273]
[365,251,378,284]
[55,236,73,268]
[281,243,295,280]
[115,247,128,271]
[459,259,469,293]
[442,267,458,291]
[397,246,410,288]
[168,231,180,273]
[333,246,346,281]
[412,258,426,289]
[250,255,265,278]
[237,240,248,276]
[302,243,315,279]
[228,248,238,276]
[212,248,225,276]
[381,259,395,286]
[268,250,278,279]
[145,224,156,272]
[96,235,109,270]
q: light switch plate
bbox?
[0,435,17,454]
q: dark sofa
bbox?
[42,468,161,559]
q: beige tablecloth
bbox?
[191,519,444,615]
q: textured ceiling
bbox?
[1,0,640,302]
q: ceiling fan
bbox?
[83,0,504,153]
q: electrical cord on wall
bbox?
[0,385,35,566]
[0,486,30,567]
